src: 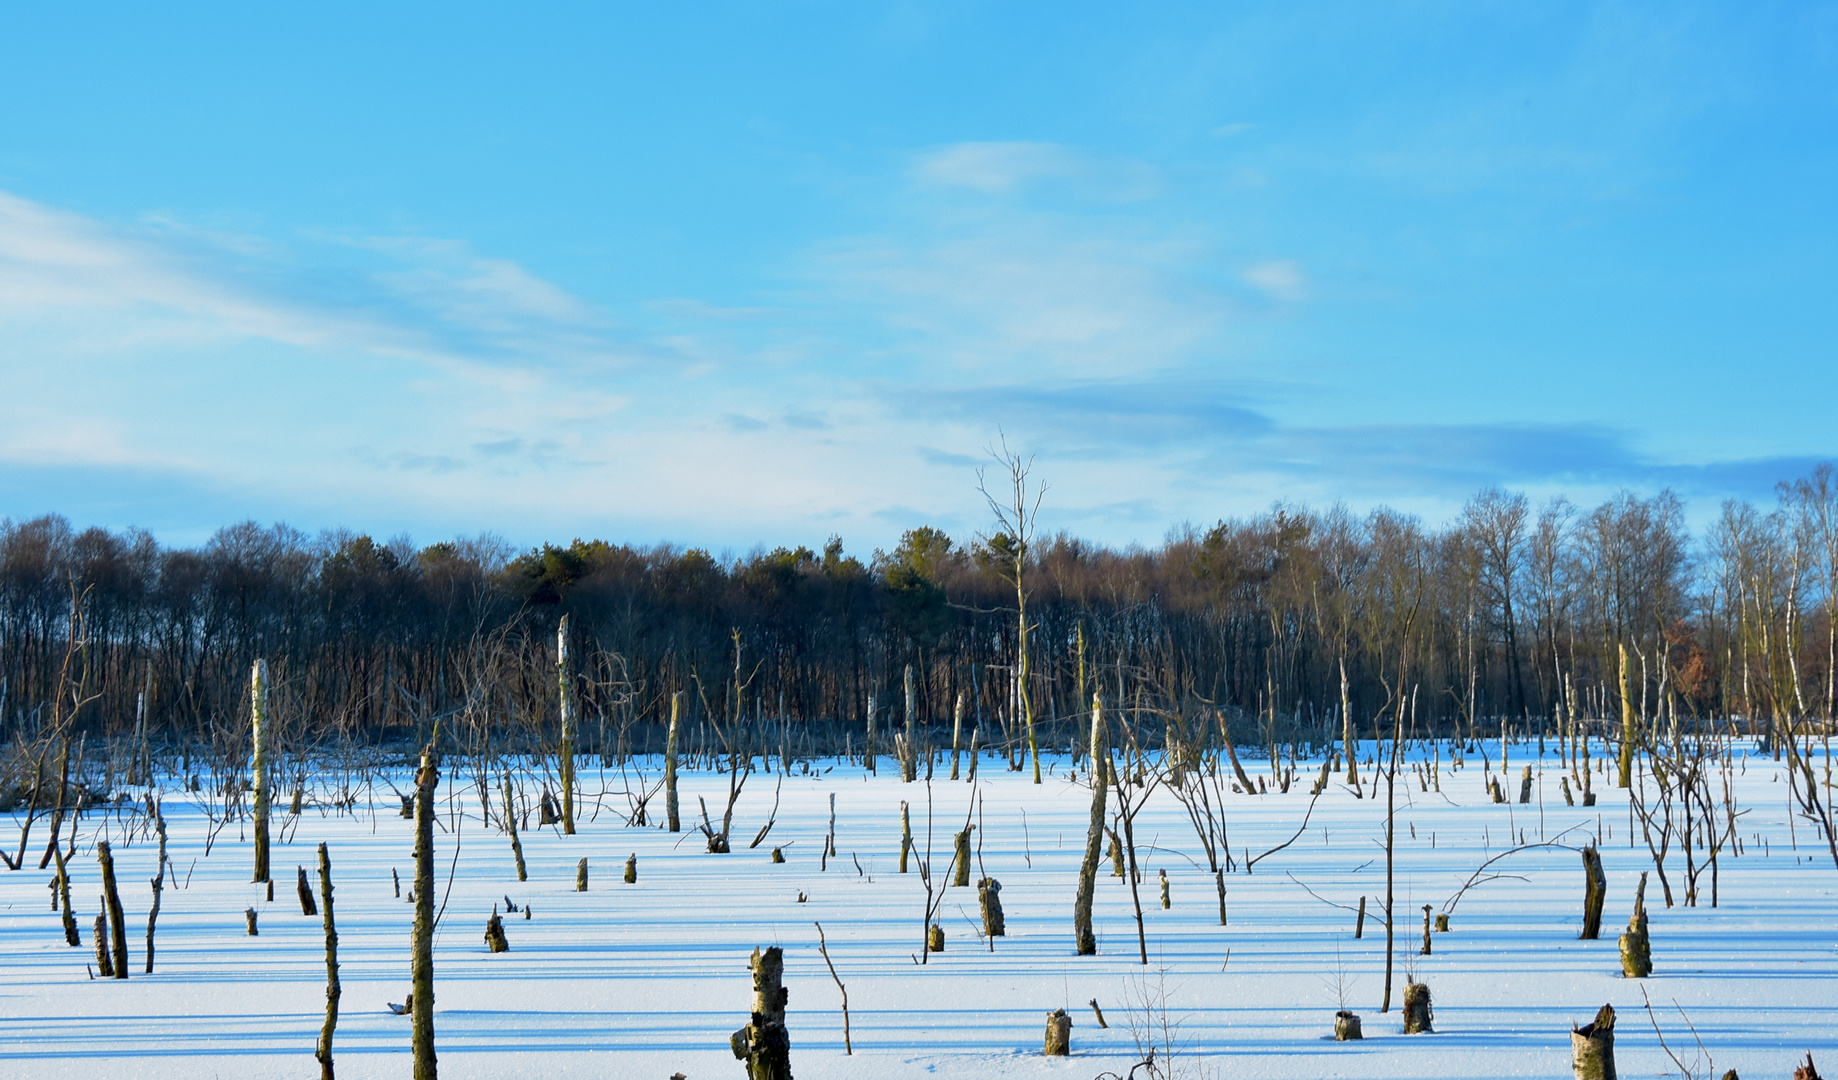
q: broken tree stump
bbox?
[97,841,128,979]
[979,877,1006,937]
[1436,912,1450,932]
[1402,981,1432,1033]
[1520,764,1534,803]
[1160,868,1170,909]
[624,854,637,883]
[771,846,785,864]
[1571,1003,1616,1080]
[1620,872,1651,977]
[1044,1008,1072,1055]
[927,924,944,952]
[1335,1010,1362,1041]
[1355,894,1367,938]
[93,912,114,977]
[484,910,509,953]
[1420,905,1433,955]
[576,858,589,892]
[952,825,973,887]
[297,865,318,916]
[729,945,791,1080]
[1794,1053,1822,1080]
[245,907,259,936]
[1581,846,1607,939]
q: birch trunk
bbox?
[412,745,439,1079]
[1073,693,1107,956]
[558,616,576,835]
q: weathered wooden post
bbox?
[665,691,682,833]
[1044,1008,1072,1055]
[1571,1003,1616,1080]
[1402,981,1432,1033]
[979,877,1005,937]
[315,842,340,1080]
[558,615,576,836]
[411,743,439,1080]
[729,946,791,1080]
[96,841,127,979]
[1581,846,1607,939]
[251,659,272,884]
[1073,693,1108,956]
[1619,872,1651,978]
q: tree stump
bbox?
[1355,894,1367,939]
[1044,1008,1072,1055]
[624,854,637,883]
[399,795,413,819]
[1402,981,1432,1033]
[244,907,259,936]
[1571,1003,1616,1080]
[1420,905,1433,955]
[484,911,509,953]
[953,826,973,887]
[576,858,589,892]
[1519,765,1534,803]
[729,946,791,1080]
[927,924,944,952]
[297,866,318,916]
[1159,868,1170,910]
[1436,913,1450,932]
[1794,1052,1822,1080]
[1561,776,1576,805]
[1335,1011,1362,1041]
[1619,872,1651,978]
[540,789,560,826]
[979,877,1006,937]
[1580,846,1607,939]
[771,846,785,864]
[94,913,115,976]
[1491,777,1506,803]
[1108,828,1125,877]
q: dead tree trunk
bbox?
[1619,872,1651,978]
[93,911,113,976]
[898,801,912,873]
[315,842,340,1080]
[144,806,167,972]
[558,615,576,835]
[729,945,791,1080]
[411,744,439,1080]
[952,825,973,887]
[979,877,1005,937]
[950,691,964,781]
[1571,1003,1616,1080]
[297,866,318,916]
[1044,1008,1072,1055]
[97,841,127,979]
[501,777,526,882]
[1581,846,1607,939]
[1074,693,1107,955]
[251,659,272,884]
[1403,981,1432,1033]
[484,911,509,953]
[576,858,589,892]
[665,691,682,833]
[624,854,637,883]
[51,842,79,946]
[901,664,917,783]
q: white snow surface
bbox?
[2,740,1834,1079]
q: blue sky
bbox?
[2,3,1835,554]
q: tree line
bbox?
[3,464,1836,768]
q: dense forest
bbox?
[3,463,1836,771]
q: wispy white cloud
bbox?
[1241,259,1306,301]
[913,141,1160,202]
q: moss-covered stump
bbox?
[1571,1003,1616,1080]
[1044,1009,1072,1055]
[1403,981,1432,1033]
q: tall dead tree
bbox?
[97,841,128,979]
[1073,692,1107,955]
[411,743,439,1079]
[251,659,272,884]
[557,615,576,836]
[665,691,682,833]
[980,438,1045,784]
[315,842,341,1080]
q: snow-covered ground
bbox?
[2,739,1833,1079]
